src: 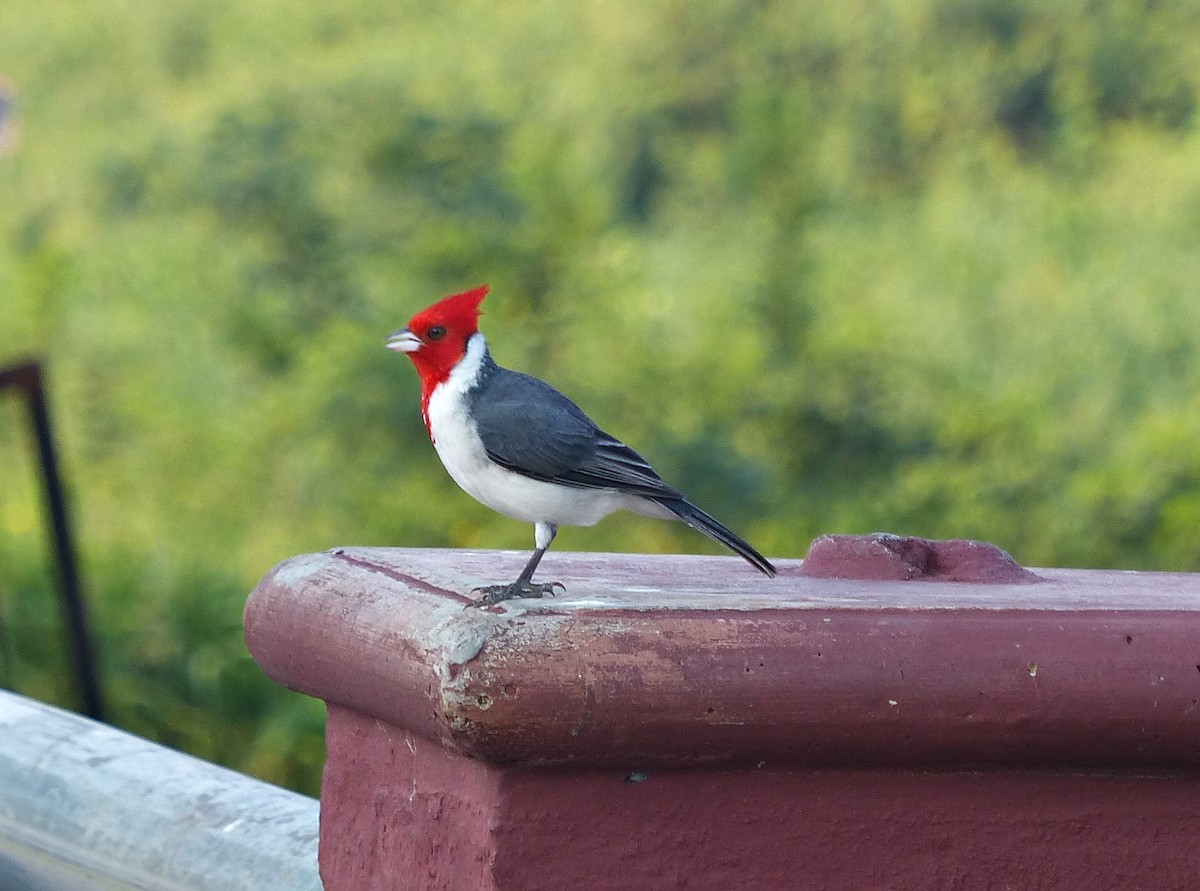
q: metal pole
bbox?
[0,361,105,720]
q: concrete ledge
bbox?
[246,547,1200,769]
[319,713,1200,891]
[244,546,1200,890]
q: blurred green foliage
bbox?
[2,0,1200,795]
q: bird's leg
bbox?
[470,522,565,607]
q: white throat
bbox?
[430,332,489,435]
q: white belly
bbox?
[426,356,640,527]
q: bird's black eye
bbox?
[427,325,447,341]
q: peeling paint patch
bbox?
[442,626,488,667]
[268,553,330,588]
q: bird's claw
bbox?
[467,580,566,608]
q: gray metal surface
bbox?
[0,689,319,890]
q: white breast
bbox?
[425,334,637,527]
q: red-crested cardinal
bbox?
[386,285,776,605]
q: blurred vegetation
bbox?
[2,0,1200,795]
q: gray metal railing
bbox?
[0,689,319,890]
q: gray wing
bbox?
[471,367,680,498]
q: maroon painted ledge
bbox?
[244,544,1200,890]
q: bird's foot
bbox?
[468,580,566,608]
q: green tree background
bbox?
[1,0,1198,794]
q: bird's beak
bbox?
[386,328,423,353]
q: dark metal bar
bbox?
[0,360,105,720]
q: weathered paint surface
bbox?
[318,711,1200,891]
[243,546,1200,890]
[800,532,1042,582]
[245,547,1200,768]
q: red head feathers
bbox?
[408,284,489,339]
[386,284,491,426]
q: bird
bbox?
[386,284,776,606]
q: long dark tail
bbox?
[654,496,776,577]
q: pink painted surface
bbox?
[320,706,497,890]
[320,711,1200,891]
[244,545,1200,890]
[800,532,1041,582]
[246,547,1200,768]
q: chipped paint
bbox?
[247,547,1200,770]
